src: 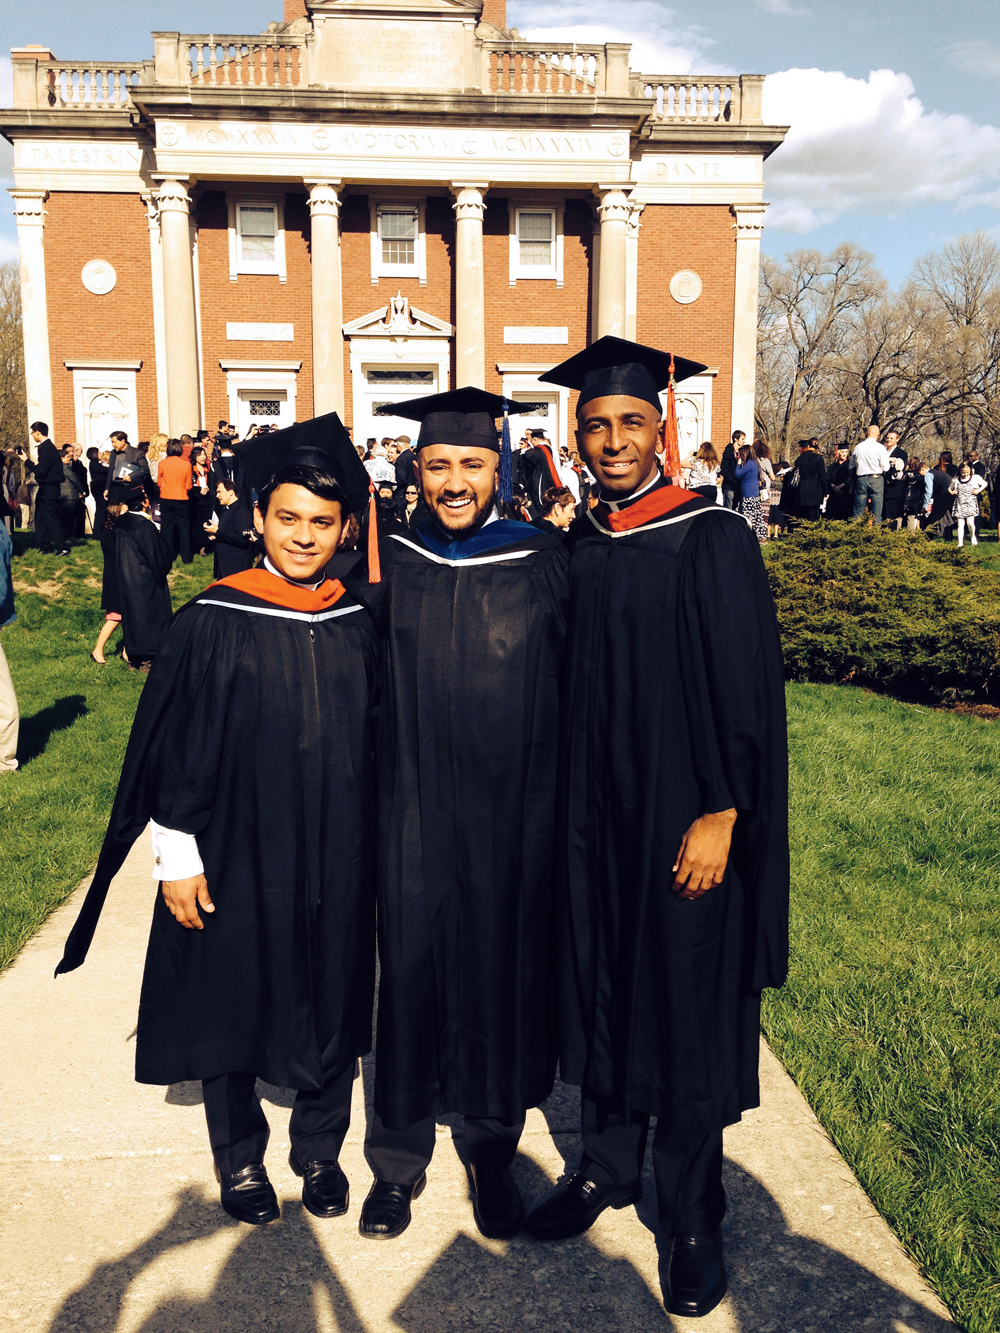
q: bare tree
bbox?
[756,234,1000,471]
[0,260,26,453]
[755,244,886,455]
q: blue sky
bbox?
[2,0,999,284]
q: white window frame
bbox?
[509,205,564,286]
[370,201,427,286]
[227,197,287,282]
[496,363,569,458]
[220,360,302,437]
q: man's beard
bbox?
[430,479,497,535]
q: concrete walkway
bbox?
[1,839,955,1333]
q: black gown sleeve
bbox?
[131,517,174,582]
[56,605,249,974]
[677,512,790,990]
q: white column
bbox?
[142,193,170,434]
[731,203,768,438]
[9,190,53,435]
[624,202,644,342]
[450,183,489,389]
[153,176,201,436]
[306,180,344,417]
[593,185,632,339]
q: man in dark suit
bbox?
[394,435,415,489]
[30,422,67,556]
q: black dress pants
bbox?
[202,1061,356,1176]
[159,498,192,564]
[366,1113,525,1185]
[34,486,62,553]
[579,1095,725,1237]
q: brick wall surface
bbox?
[340,192,456,432]
[483,197,592,399]
[195,188,314,432]
[43,192,157,442]
[636,203,737,441]
[39,192,742,445]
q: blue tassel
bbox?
[499,403,514,507]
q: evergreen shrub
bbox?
[764,523,1000,703]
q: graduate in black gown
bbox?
[114,498,174,671]
[57,416,380,1228]
[347,388,569,1243]
[524,338,789,1320]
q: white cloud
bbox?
[0,235,19,263]
[947,40,1000,79]
[0,57,11,108]
[762,68,1000,231]
[508,0,728,74]
[753,0,805,13]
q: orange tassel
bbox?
[367,482,382,584]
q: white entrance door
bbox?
[84,389,133,451]
[509,390,559,453]
[359,366,438,445]
[235,388,294,439]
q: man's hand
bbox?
[203,521,218,535]
[161,875,215,930]
[671,809,737,901]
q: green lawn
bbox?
[0,535,213,972]
[764,683,999,1333]
[1,535,997,1330]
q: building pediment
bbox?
[343,295,454,337]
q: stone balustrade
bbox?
[179,35,307,89]
[8,36,764,121]
[634,74,764,124]
[33,62,144,111]
[480,44,604,96]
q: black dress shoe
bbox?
[664,1230,727,1318]
[470,1162,525,1240]
[289,1150,349,1219]
[358,1174,426,1239]
[525,1173,641,1241]
[214,1162,279,1225]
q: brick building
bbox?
[2,0,786,456]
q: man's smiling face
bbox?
[575,395,664,497]
[416,444,498,533]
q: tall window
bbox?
[510,207,562,283]
[229,198,286,280]
[518,211,553,267]
[371,203,425,284]
[380,209,417,266]
[238,206,277,262]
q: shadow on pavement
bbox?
[18,694,88,767]
[42,1153,955,1332]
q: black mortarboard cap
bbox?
[378,387,540,453]
[539,336,707,415]
[233,412,370,513]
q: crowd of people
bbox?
[679,424,993,547]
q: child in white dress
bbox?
[949,464,986,547]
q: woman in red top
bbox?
[156,439,194,565]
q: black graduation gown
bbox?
[98,526,121,613]
[559,491,789,1133]
[521,444,563,519]
[212,501,257,580]
[115,514,174,662]
[56,573,379,1090]
[349,520,569,1128]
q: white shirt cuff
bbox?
[150,820,205,881]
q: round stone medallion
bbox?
[669,269,703,305]
[81,259,117,296]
